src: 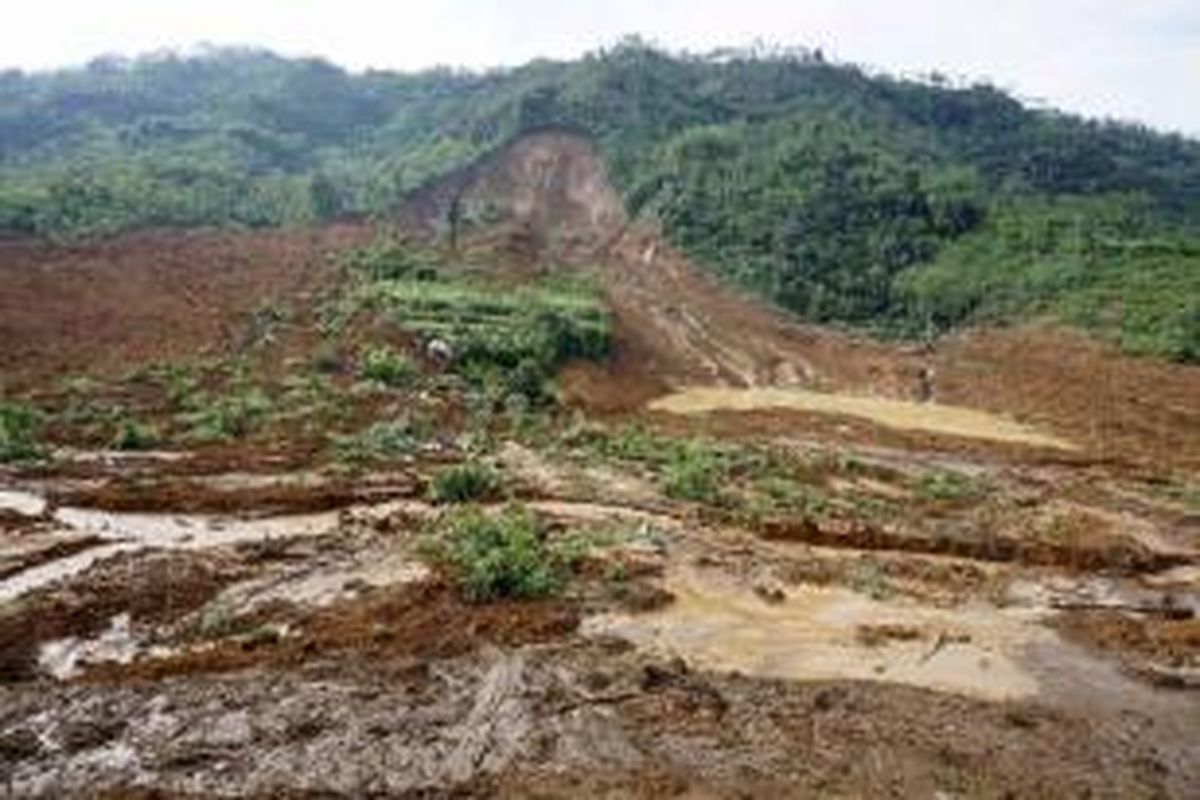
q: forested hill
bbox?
[1,41,1197,360]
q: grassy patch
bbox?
[181,386,272,442]
[110,418,160,451]
[342,233,435,282]
[362,268,610,401]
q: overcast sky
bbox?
[3,1,1198,136]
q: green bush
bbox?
[111,419,160,451]
[427,505,575,601]
[183,387,272,441]
[662,440,726,503]
[343,235,432,282]
[431,462,502,504]
[333,418,419,466]
[358,345,418,388]
[916,470,985,502]
[0,402,47,463]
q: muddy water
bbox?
[0,543,139,605]
[650,387,1075,450]
[51,507,340,549]
[0,488,48,517]
[586,566,1052,701]
[0,502,343,603]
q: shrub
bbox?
[916,470,985,502]
[426,505,575,601]
[183,387,272,441]
[163,365,202,412]
[358,345,418,388]
[342,235,432,282]
[111,419,160,451]
[0,402,46,463]
[333,419,419,466]
[757,477,828,515]
[590,424,672,466]
[662,440,726,503]
[431,462,502,504]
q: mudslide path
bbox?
[414,130,1200,466]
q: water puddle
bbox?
[585,566,1053,701]
[650,387,1075,450]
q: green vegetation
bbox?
[431,462,502,504]
[915,469,988,502]
[358,345,418,388]
[747,476,829,518]
[342,233,435,281]
[366,278,609,378]
[1,43,1196,358]
[895,196,1200,361]
[425,505,578,601]
[0,402,47,463]
[181,385,272,441]
[110,418,160,451]
[332,418,421,467]
[340,239,610,401]
[662,440,727,503]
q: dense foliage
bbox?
[2,42,1197,358]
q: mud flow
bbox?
[1,132,1199,798]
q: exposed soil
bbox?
[0,223,371,391]
[0,550,249,681]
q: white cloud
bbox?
[2,1,1197,135]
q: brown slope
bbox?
[0,223,372,391]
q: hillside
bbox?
[1,41,1198,360]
